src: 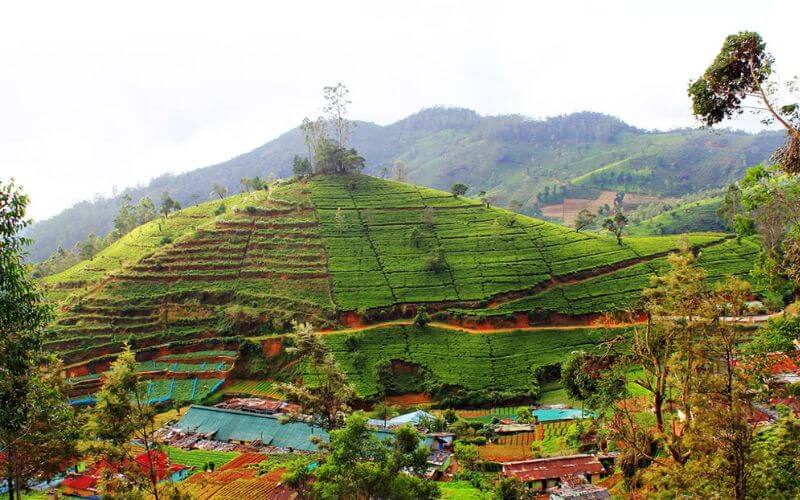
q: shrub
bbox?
[159,236,173,245]
[213,203,226,216]
[244,205,257,214]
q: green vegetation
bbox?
[320,324,624,402]
[627,196,726,236]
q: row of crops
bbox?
[143,378,224,403]
[222,379,284,398]
[454,237,761,317]
[308,174,732,313]
[321,324,626,399]
[45,186,338,364]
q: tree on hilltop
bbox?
[451,183,469,197]
[159,192,180,218]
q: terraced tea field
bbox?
[45,185,336,366]
[42,174,761,387]
[307,175,734,315]
[319,324,625,400]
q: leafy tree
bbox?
[574,208,597,232]
[451,183,469,197]
[508,199,523,212]
[602,208,628,245]
[160,191,180,218]
[0,180,78,500]
[281,457,315,500]
[240,177,251,192]
[371,402,398,428]
[311,413,438,499]
[492,476,529,500]
[89,346,163,499]
[293,154,313,176]
[78,232,103,260]
[136,196,157,224]
[280,322,355,431]
[210,182,228,200]
[689,31,799,174]
[113,194,137,237]
[414,306,431,328]
[453,442,480,472]
[314,139,366,174]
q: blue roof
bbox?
[176,405,327,451]
[367,410,435,428]
[177,405,434,451]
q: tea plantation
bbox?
[42,173,758,392]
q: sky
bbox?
[1,0,798,221]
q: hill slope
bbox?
[45,174,759,372]
[26,108,784,261]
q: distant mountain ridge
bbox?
[25,107,784,261]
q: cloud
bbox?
[1,0,797,220]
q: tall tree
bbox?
[280,322,355,431]
[689,31,799,174]
[574,208,597,232]
[160,192,180,218]
[0,179,77,500]
[310,413,438,499]
[89,346,163,500]
[603,208,628,245]
[136,197,157,225]
[322,83,354,148]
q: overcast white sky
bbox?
[1,0,797,221]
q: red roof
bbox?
[502,455,605,482]
[61,474,98,491]
[765,352,800,375]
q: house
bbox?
[60,450,189,498]
[549,474,611,499]
[367,410,436,429]
[501,454,606,492]
[176,405,435,452]
[61,474,99,497]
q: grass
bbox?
[440,481,492,500]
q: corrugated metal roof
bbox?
[176,405,327,451]
[177,405,435,452]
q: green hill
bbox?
[627,196,727,236]
[45,174,760,399]
[26,108,784,262]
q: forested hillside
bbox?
[25,108,784,261]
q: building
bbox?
[60,450,189,498]
[501,454,606,492]
[176,405,435,452]
[367,410,436,429]
[549,474,611,499]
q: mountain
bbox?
[25,108,784,261]
[48,174,759,401]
